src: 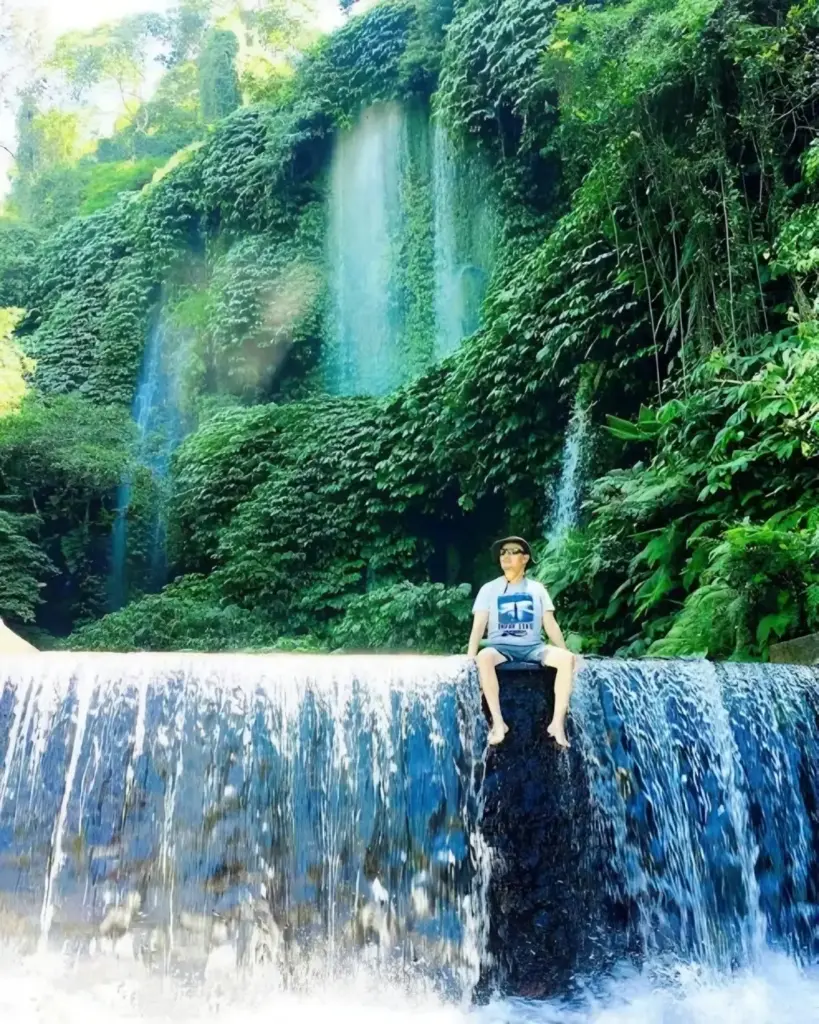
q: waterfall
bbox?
[325,106,495,395]
[110,313,189,609]
[0,653,487,997]
[326,104,410,397]
[3,653,819,1021]
[546,388,590,542]
[573,659,819,966]
[431,123,462,361]
[432,121,495,361]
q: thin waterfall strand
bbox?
[547,389,590,542]
[109,313,190,609]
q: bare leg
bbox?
[476,647,509,745]
[544,646,576,748]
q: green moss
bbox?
[78,158,164,215]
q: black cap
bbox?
[491,536,536,567]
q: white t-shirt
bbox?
[472,576,555,647]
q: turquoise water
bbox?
[325,104,494,395]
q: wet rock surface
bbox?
[477,664,623,999]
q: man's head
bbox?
[491,536,535,578]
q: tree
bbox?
[12,86,39,175]
[240,0,317,49]
[198,28,240,123]
[0,2,43,135]
[158,0,212,69]
[48,14,164,107]
[97,61,203,161]
[6,91,88,226]
[0,510,53,623]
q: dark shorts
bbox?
[483,641,548,665]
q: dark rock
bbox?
[476,664,628,1000]
[770,633,819,664]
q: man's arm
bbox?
[467,610,489,658]
[543,611,567,649]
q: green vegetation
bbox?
[0,0,817,660]
[199,28,241,123]
[0,396,134,632]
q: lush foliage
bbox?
[169,398,427,626]
[0,221,41,307]
[70,576,472,653]
[330,581,473,652]
[2,0,819,662]
[541,323,819,658]
[67,575,283,652]
[0,510,54,623]
[0,396,133,634]
[0,309,31,416]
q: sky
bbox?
[0,0,343,197]
[0,0,176,195]
[22,0,175,35]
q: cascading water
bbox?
[325,106,495,396]
[546,387,590,542]
[432,121,495,362]
[3,652,819,1022]
[573,659,819,966]
[325,104,410,397]
[110,313,189,609]
[0,654,488,1011]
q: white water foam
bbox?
[0,945,818,1023]
[485,953,819,1022]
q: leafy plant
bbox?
[0,510,54,624]
[65,574,283,652]
[330,581,473,652]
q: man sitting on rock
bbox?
[467,536,577,748]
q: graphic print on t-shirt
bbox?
[497,593,535,637]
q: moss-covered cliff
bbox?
[1,0,817,658]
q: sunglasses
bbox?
[499,548,526,556]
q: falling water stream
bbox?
[2,653,819,1021]
[110,313,189,609]
[546,389,591,543]
[325,105,495,395]
[325,104,410,396]
[431,121,496,362]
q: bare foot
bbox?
[547,720,570,749]
[487,722,509,745]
